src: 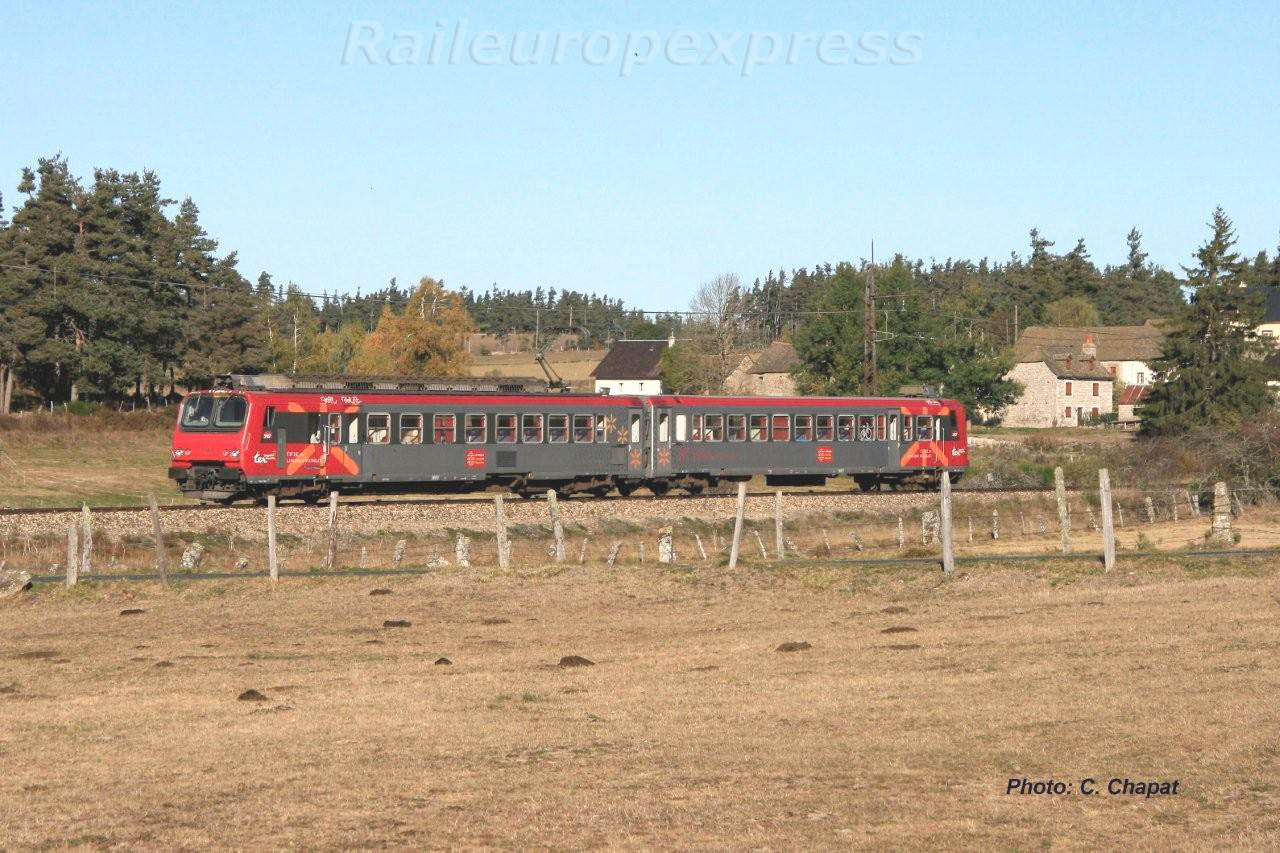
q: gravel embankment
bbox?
[2,491,1053,542]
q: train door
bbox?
[648,402,673,477]
[884,411,900,471]
[324,410,362,479]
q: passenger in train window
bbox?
[727,414,746,442]
[704,414,724,441]
[837,415,855,441]
[400,414,423,445]
[464,414,486,444]
[794,415,813,441]
[496,414,517,443]
[548,414,569,443]
[433,414,456,444]
[816,415,834,442]
[917,417,933,441]
[522,414,544,443]
[691,415,703,442]
[875,415,886,441]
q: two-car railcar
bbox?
[168,376,967,502]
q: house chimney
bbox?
[1082,334,1097,359]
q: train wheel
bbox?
[647,481,670,497]
[616,482,636,498]
[854,476,880,492]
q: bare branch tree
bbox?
[688,273,744,392]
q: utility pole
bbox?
[862,240,877,394]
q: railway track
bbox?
[0,485,1065,517]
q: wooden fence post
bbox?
[1210,481,1233,544]
[940,471,955,576]
[606,541,622,566]
[728,481,747,570]
[694,532,708,561]
[967,515,973,544]
[822,529,832,555]
[266,494,278,586]
[546,490,566,563]
[1171,492,1179,523]
[578,536,589,564]
[456,534,472,568]
[896,516,904,549]
[774,491,785,560]
[80,504,92,576]
[324,491,339,571]
[65,521,78,588]
[1099,468,1116,572]
[753,530,768,559]
[149,494,168,584]
[992,509,999,540]
[1054,467,1071,554]
[494,494,511,569]
[1188,488,1200,518]
[1117,503,1124,528]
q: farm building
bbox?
[1012,321,1166,387]
[1000,336,1115,427]
[724,341,800,396]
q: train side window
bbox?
[837,415,854,441]
[675,414,687,442]
[522,414,544,444]
[794,415,813,441]
[347,416,360,444]
[367,413,391,444]
[573,414,594,443]
[888,414,899,441]
[658,412,670,443]
[494,414,517,443]
[771,415,790,442]
[307,413,324,443]
[400,414,423,445]
[705,414,724,441]
[749,414,768,442]
[944,412,960,440]
[596,414,608,443]
[464,414,486,444]
[261,406,276,441]
[727,414,746,442]
[629,413,641,443]
[902,415,913,441]
[691,414,703,442]
[433,414,456,444]
[875,415,886,441]
[917,417,933,441]
[548,414,569,443]
[857,415,874,442]
[816,415,834,442]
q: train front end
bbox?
[168,390,254,502]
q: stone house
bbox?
[723,341,800,396]
[1013,321,1166,388]
[589,339,669,395]
[1000,337,1115,427]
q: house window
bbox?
[1109,365,1117,376]
[749,415,768,441]
[433,414,455,444]
[815,415,834,442]
[548,414,569,443]
[1092,407,1099,418]
[522,414,544,443]
[464,414,486,444]
[1092,383,1099,396]
[496,414,517,443]
[399,414,423,445]
[1065,381,1073,396]
[1064,406,1071,418]
[1137,372,1145,384]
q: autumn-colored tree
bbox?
[348,277,474,376]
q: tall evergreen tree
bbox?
[1142,208,1273,434]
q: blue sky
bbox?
[3,1,1277,308]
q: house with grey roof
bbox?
[589,339,669,395]
[1013,320,1167,388]
[1000,335,1115,427]
[724,340,800,396]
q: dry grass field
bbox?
[3,556,1278,848]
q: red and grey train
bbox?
[168,375,968,502]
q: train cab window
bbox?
[658,412,670,443]
[366,413,391,444]
[400,414,423,445]
[215,396,247,428]
[675,414,688,442]
[180,395,215,429]
[727,414,746,442]
[691,415,703,442]
[943,412,960,440]
[495,414,517,443]
[917,417,933,441]
[837,415,855,441]
[522,414,544,444]
[857,415,874,441]
[548,414,569,443]
[749,415,768,442]
[596,414,609,443]
[704,414,724,441]
[433,414,456,444]
[816,415,834,442]
[794,415,813,442]
[771,415,790,442]
[875,415,886,441]
[629,413,641,443]
[888,414,900,442]
[464,414,486,444]
[306,413,324,443]
[573,414,594,443]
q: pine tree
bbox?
[1142,208,1273,434]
